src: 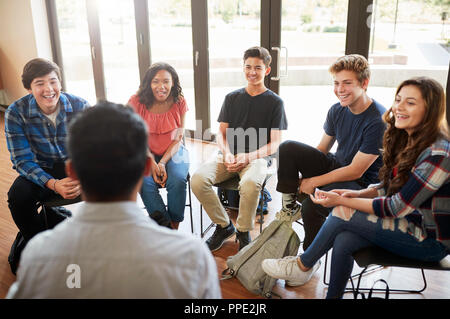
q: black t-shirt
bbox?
[217,88,287,155]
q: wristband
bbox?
[53,179,58,193]
[159,162,166,166]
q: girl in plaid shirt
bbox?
[262,77,449,298]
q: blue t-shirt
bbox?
[323,99,386,185]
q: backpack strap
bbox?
[221,268,234,280]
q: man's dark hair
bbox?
[243,46,272,68]
[22,58,62,90]
[67,101,148,200]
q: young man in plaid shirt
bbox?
[5,58,88,247]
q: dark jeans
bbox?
[7,162,68,242]
[276,140,365,250]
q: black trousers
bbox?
[276,140,364,250]
[7,162,67,242]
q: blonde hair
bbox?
[329,54,371,83]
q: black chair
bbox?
[186,174,194,233]
[182,135,194,233]
[348,246,450,295]
[38,195,82,229]
[322,249,383,287]
[8,195,82,275]
[321,246,450,297]
[200,173,273,238]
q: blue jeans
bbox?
[140,145,190,222]
[300,211,448,299]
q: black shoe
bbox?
[149,211,173,229]
[8,232,27,275]
[206,222,236,252]
[236,230,251,251]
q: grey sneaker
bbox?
[275,203,302,223]
[206,222,236,252]
[261,255,321,287]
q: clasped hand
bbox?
[55,177,81,199]
[152,162,167,187]
[223,152,249,172]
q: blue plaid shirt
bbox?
[5,93,89,188]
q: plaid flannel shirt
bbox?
[5,93,88,188]
[372,138,450,250]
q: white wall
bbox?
[0,0,52,105]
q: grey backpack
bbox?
[221,219,301,298]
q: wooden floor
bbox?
[1,111,450,299]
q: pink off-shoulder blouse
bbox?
[128,95,188,156]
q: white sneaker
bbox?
[262,255,321,287]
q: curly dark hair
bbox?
[378,77,448,195]
[136,62,183,108]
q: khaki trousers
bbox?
[191,154,268,232]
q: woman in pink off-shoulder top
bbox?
[128,62,189,229]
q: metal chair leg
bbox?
[200,204,214,238]
[349,267,427,295]
[322,251,384,287]
[187,177,194,234]
[256,188,264,233]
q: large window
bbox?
[48,0,448,140]
[54,0,96,105]
[369,0,449,87]
[279,0,349,145]
[97,0,140,104]
[208,0,261,133]
[147,0,196,130]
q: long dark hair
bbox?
[379,77,447,195]
[137,62,183,107]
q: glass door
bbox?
[54,0,96,105]
[207,0,261,134]
[368,0,449,92]
[147,0,196,131]
[97,0,140,104]
[278,0,349,146]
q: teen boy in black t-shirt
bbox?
[192,46,287,252]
